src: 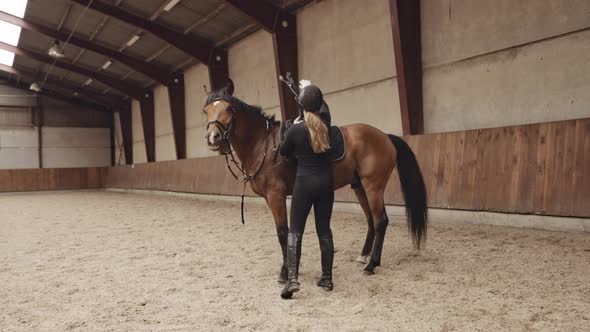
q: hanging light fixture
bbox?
[29,82,42,92]
[101,60,112,70]
[48,40,65,58]
[163,0,181,11]
[126,35,140,47]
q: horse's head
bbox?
[202,80,235,153]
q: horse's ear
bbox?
[225,79,234,96]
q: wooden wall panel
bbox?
[0,167,105,192]
[100,118,590,217]
[1,118,588,218]
[105,119,590,217]
[103,157,249,196]
[337,118,590,217]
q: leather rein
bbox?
[206,99,277,223]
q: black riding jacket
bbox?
[279,123,332,177]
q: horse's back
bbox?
[340,123,395,156]
[337,123,397,187]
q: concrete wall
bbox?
[0,86,38,169]
[154,86,176,161]
[0,106,32,126]
[116,0,590,163]
[185,64,217,158]
[184,31,282,159]
[0,85,112,169]
[40,97,111,168]
[0,84,37,107]
[131,100,146,164]
[0,126,39,169]
[42,98,111,128]
[297,0,402,134]
[421,0,590,132]
[228,30,281,120]
[41,127,110,168]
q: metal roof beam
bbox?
[225,0,299,120]
[0,10,171,85]
[57,3,72,31]
[389,0,424,135]
[225,0,279,33]
[0,63,126,110]
[70,0,214,64]
[184,3,228,34]
[1,77,111,112]
[139,91,156,162]
[168,72,186,159]
[0,41,147,100]
[118,101,133,165]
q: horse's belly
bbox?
[332,154,357,190]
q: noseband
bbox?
[206,100,235,144]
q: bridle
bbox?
[206,98,276,182]
[206,98,277,223]
[206,114,234,146]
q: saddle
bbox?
[277,122,346,162]
[328,126,345,161]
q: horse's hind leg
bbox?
[353,186,374,264]
[363,188,389,274]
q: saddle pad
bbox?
[329,126,346,161]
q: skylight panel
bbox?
[0,0,28,67]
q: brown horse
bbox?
[203,80,428,281]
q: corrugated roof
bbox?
[8,0,312,109]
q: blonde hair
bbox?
[304,111,330,153]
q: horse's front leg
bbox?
[265,193,289,283]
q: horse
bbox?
[202,80,428,281]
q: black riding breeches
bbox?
[290,174,334,238]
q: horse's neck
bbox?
[229,115,269,173]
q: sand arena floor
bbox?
[0,191,588,331]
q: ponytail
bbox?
[303,111,330,153]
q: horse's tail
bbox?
[388,134,428,249]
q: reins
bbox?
[207,99,276,224]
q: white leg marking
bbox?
[356,255,369,264]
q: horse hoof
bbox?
[355,255,369,264]
[363,262,378,275]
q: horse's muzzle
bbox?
[205,131,222,149]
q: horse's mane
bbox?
[206,88,277,124]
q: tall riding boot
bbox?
[281,232,302,299]
[317,234,334,291]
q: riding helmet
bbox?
[297,85,323,112]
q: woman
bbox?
[279,85,334,299]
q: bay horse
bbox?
[203,80,427,281]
